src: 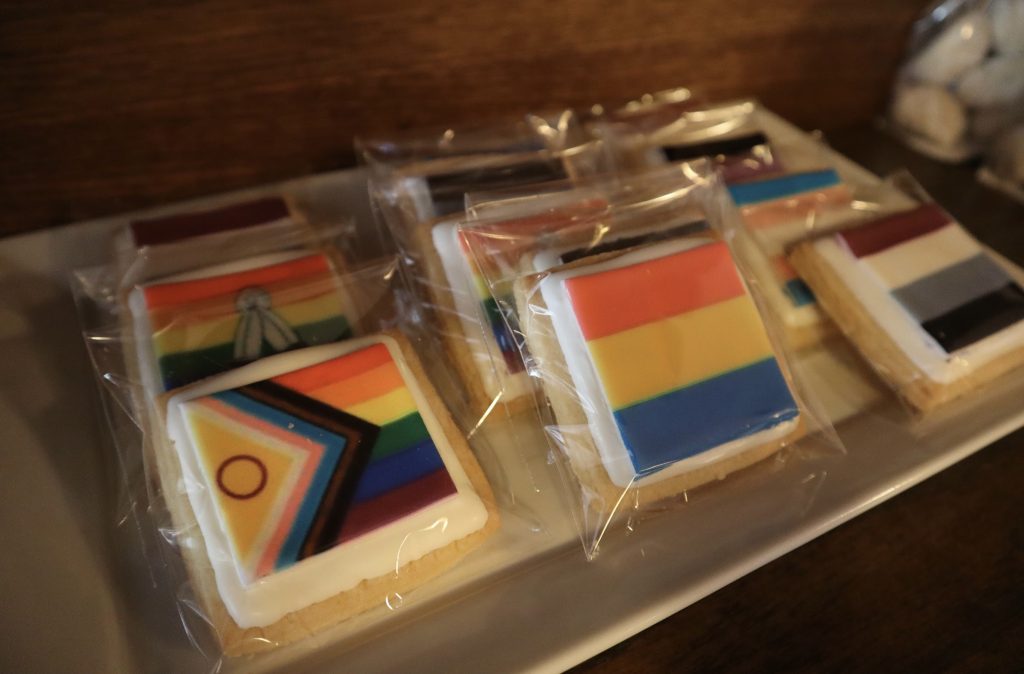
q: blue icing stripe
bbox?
[784,278,816,307]
[612,357,799,475]
[727,169,840,206]
[210,390,348,569]
[352,438,444,503]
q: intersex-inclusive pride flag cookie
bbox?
[838,203,1024,353]
[179,342,457,585]
[561,240,799,477]
[142,253,352,390]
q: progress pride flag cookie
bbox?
[790,203,1024,411]
[159,334,498,655]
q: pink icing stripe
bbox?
[195,397,325,578]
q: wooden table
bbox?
[573,130,1024,673]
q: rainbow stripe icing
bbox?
[165,336,489,627]
[134,252,352,391]
[542,238,800,487]
[837,204,1024,353]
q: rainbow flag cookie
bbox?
[161,334,497,654]
[727,169,854,348]
[790,203,1024,411]
[528,237,802,498]
[129,250,354,395]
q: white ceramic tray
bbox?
[3,111,1023,673]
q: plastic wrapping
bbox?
[361,113,611,424]
[592,98,786,182]
[788,176,1024,413]
[888,0,1024,197]
[459,162,845,558]
[72,202,507,664]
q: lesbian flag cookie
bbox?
[518,237,803,504]
[728,168,855,349]
[790,203,1024,411]
[158,334,498,655]
[128,250,355,398]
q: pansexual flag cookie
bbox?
[727,168,854,348]
[160,334,497,654]
[521,238,803,502]
[129,250,354,396]
[790,203,1024,411]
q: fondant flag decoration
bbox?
[142,253,352,390]
[130,197,292,247]
[838,204,1024,353]
[561,240,799,476]
[178,342,457,585]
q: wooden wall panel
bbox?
[0,0,929,235]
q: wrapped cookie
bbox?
[362,113,609,420]
[461,165,842,557]
[592,98,783,182]
[155,333,499,655]
[789,200,1024,411]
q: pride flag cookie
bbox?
[159,334,498,655]
[790,203,1024,411]
[727,168,855,349]
[519,237,803,503]
[129,250,354,397]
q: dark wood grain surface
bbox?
[0,0,928,235]
[572,131,1024,674]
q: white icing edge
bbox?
[539,238,800,488]
[431,219,532,401]
[813,234,1024,384]
[164,335,489,628]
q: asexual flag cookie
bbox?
[518,237,803,504]
[159,334,498,654]
[790,203,1024,411]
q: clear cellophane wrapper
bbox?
[884,0,1024,181]
[71,203,517,666]
[459,161,847,558]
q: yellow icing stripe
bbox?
[342,385,418,426]
[152,291,346,356]
[586,294,776,410]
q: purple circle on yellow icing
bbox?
[216,454,268,500]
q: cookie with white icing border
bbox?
[789,203,1024,411]
[514,237,805,507]
[153,333,499,656]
